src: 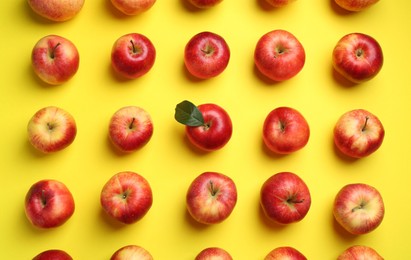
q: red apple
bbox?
[111,33,156,79]
[28,0,84,22]
[32,35,79,85]
[265,0,297,8]
[260,172,311,225]
[338,245,383,260]
[195,247,232,260]
[25,179,75,229]
[111,0,156,15]
[100,171,153,224]
[111,245,153,260]
[184,31,230,79]
[33,249,73,260]
[254,30,305,81]
[263,107,310,154]
[175,100,232,152]
[27,106,77,153]
[333,183,384,235]
[187,0,223,8]
[186,172,237,224]
[334,0,379,12]
[332,33,383,83]
[334,109,384,158]
[265,246,307,260]
[108,106,153,153]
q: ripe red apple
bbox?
[175,100,232,152]
[333,183,385,235]
[334,0,379,12]
[101,171,153,224]
[111,245,153,260]
[25,180,75,229]
[265,0,297,8]
[195,247,232,260]
[332,33,383,83]
[27,106,77,153]
[263,107,310,154]
[184,31,230,79]
[33,249,73,260]
[111,33,156,79]
[108,106,153,153]
[32,35,79,85]
[111,0,156,15]
[338,245,383,260]
[260,172,311,225]
[28,0,84,22]
[186,172,237,224]
[265,246,307,260]
[187,0,223,8]
[254,30,305,82]
[334,109,384,158]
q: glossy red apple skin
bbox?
[265,0,297,8]
[265,246,307,260]
[111,33,156,79]
[188,0,223,8]
[27,106,77,153]
[186,172,237,225]
[332,33,383,83]
[28,0,84,22]
[335,0,379,12]
[334,109,384,158]
[254,30,305,81]
[108,106,153,153]
[111,245,153,260]
[263,107,310,154]
[260,172,311,225]
[111,0,156,15]
[25,180,75,229]
[195,247,233,260]
[337,245,383,260]
[333,183,385,235]
[184,31,230,79]
[32,35,79,85]
[100,171,153,224]
[33,249,73,260]
[186,103,232,151]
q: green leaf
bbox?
[174,100,204,126]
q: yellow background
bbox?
[1,0,410,259]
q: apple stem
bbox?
[50,43,61,59]
[129,118,135,129]
[41,190,47,207]
[130,40,139,54]
[362,116,370,132]
[202,44,214,56]
[208,181,218,196]
[352,202,365,212]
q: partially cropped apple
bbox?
[175,100,233,152]
[108,106,153,153]
[111,33,156,79]
[195,247,233,260]
[25,179,75,229]
[263,107,310,154]
[33,249,73,260]
[28,0,84,22]
[334,109,384,158]
[265,0,297,8]
[101,171,153,224]
[254,30,305,81]
[333,183,385,235]
[334,0,379,12]
[111,0,156,15]
[338,245,383,260]
[111,245,153,260]
[265,246,307,260]
[32,35,80,85]
[184,31,230,79]
[332,33,383,83]
[27,106,77,153]
[186,172,237,224]
[260,172,311,225]
[187,0,223,8]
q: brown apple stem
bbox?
[129,118,135,129]
[208,181,217,196]
[352,202,365,212]
[50,43,61,59]
[287,195,304,204]
[41,190,47,207]
[130,40,139,54]
[362,116,370,132]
